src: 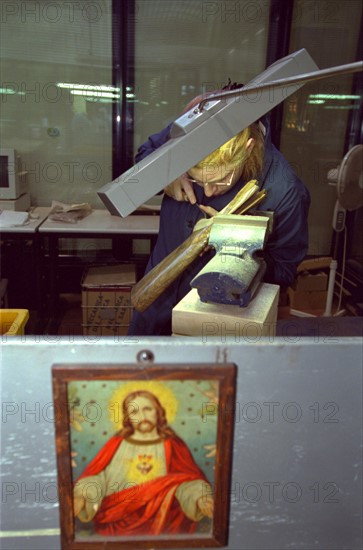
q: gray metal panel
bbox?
[0,337,362,549]
[98,49,318,217]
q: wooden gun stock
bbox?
[131,179,260,312]
[131,224,212,312]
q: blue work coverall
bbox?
[128,117,310,335]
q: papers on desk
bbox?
[48,200,92,223]
[0,210,29,228]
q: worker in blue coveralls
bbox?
[128,83,310,336]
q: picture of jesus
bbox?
[73,389,214,537]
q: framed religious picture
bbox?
[52,362,236,549]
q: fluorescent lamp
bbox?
[57,82,120,92]
[70,90,120,99]
[324,105,360,110]
[0,88,25,95]
[309,94,361,100]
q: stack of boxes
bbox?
[288,259,330,312]
[81,264,136,337]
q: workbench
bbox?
[0,207,51,331]
[0,208,160,333]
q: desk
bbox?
[0,207,51,331]
[39,210,160,331]
[0,207,50,234]
[39,209,160,236]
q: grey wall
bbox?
[1,337,362,549]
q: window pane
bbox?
[133,0,270,153]
[279,0,362,255]
[0,0,112,208]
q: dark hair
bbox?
[222,78,244,90]
[117,390,175,440]
[182,78,244,113]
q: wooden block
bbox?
[172,283,279,340]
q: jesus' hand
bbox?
[73,494,85,517]
[197,494,214,518]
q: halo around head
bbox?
[109,381,179,430]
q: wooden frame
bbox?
[52,363,236,549]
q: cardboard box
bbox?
[295,271,328,292]
[81,264,136,337]
[288,288,327,310]
[172,283,280,340]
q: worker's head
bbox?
[188,124,264,197]
[182,85,265,197]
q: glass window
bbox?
[0,0,112,208]
[279,0,362,255]
[133,0,270,154]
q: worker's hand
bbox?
[197,494,214,518]
[164,173,197,204]
[73,494,85,517]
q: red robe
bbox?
[76,434,210,536]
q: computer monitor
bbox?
[0,148,27,200]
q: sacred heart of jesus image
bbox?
[136,454,153,475]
